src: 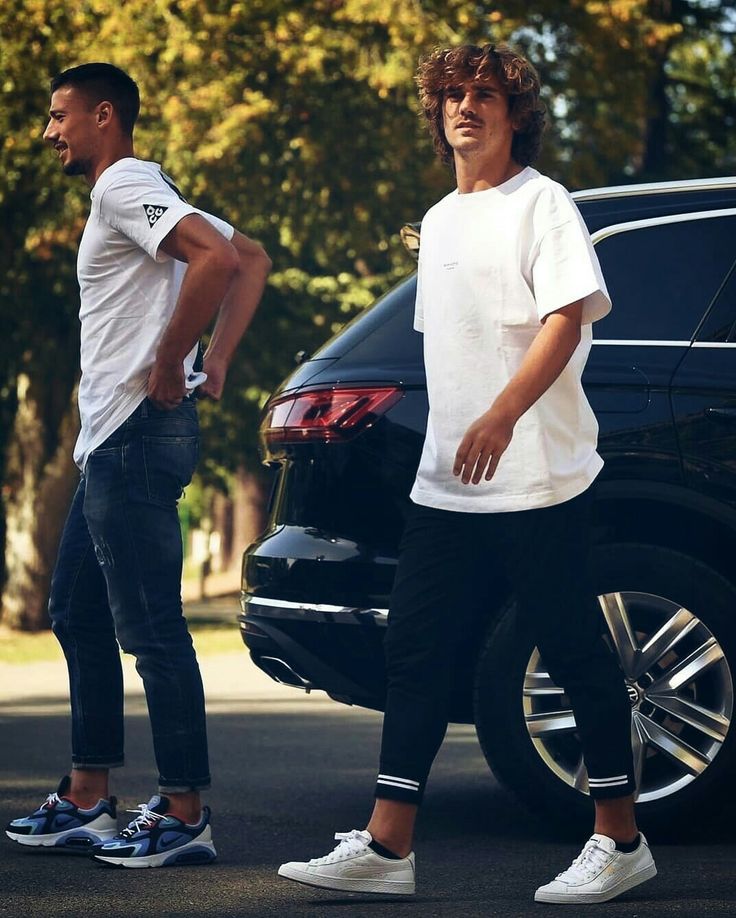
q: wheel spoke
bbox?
[523,671,565,696]
[632,607,698,680]
[631,712,648,795]
[598,592,639,677]
[648,637,724,694]
[571,758,589,791]
[649,693,730,742]
[526,709,577,738]
[636,713,713,776]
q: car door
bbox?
[585,212,730,484]
[669,211,736,502]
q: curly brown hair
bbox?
[416,44,546,167]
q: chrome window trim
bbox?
[592,340,690,347]
[573,175,736,203]
[593,340,736,347]
[244,593,389,618]
[590,207,736,246]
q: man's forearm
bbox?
[491,305,583,425]
[204,246,271,370]
[156,248,239,367]
[452,303,584,484]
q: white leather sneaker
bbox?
[278,829,415,895]
[535,833,656,904]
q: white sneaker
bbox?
[278,829,415,895]
[535,833,656,904]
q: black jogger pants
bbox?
[374,488,635,804]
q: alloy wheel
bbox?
[523,591,733,802]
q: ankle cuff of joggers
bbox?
[374,772,425,805]
[588,773,636,800]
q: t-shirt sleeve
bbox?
[531,185,611,325]
[97,171,234,262]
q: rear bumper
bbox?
[239,593,388,709]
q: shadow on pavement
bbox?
[2,703,735,917]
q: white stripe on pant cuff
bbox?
[377,780,420,791]
[377,774,420,788]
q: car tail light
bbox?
[262,386,403,445]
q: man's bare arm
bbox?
[453,300,584,484]
[198,230,272,401]
[150,214,239,409]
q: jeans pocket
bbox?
[142,435,199,506]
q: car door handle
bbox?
[706,407,736,420]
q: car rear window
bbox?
[312,275,423,366]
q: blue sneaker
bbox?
[5,776,117,851]
[92,795,217,868]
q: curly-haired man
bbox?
[279,43,657,904]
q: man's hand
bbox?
[198,355,227,401]
[147,359,186,410]
[453,406,515,484]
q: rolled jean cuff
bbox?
[72,757,125,769]
[588,774,636,800]
[374,772,425,805]
[158,778,211,794]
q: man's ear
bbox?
[96,101,113,127]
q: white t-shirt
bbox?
[74,157,234,470]
[410,166,611,513]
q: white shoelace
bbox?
[557,839,613,883]
[120,803,165,837]
[309,829,371,865]
[42,792,62,809]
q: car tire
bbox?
[473,543,736,832]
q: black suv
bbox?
[240,177,736,829]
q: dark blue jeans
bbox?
[49,398,210,793]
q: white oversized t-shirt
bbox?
[74,157,234,470]
[410,166,611,513]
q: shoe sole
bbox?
[93,840,217,868]
[535,861,657,904]
[278,863,415,895]
[6,824,117,851]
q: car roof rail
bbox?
[573,175,736,202]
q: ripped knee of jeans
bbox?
[93,537,115,568]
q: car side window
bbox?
[696,258,736,342]
[593,214,736,342]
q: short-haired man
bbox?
[279,44,656,904]
[5,63,270,868]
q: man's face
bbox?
[442,74,515,159]
[43,86,100,177]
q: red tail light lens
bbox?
[262,386,403,445]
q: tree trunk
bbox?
[1,375,79,631]
[231,466,267,568]
[641,47,671,179]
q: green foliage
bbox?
[1,0,735,500]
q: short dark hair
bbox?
[417,44,546,167]
[51,63,140,136]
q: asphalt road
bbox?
[2,660,735,918]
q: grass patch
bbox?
[0,627,64,665]
[0,620,244,665]
[190,621,245,656]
